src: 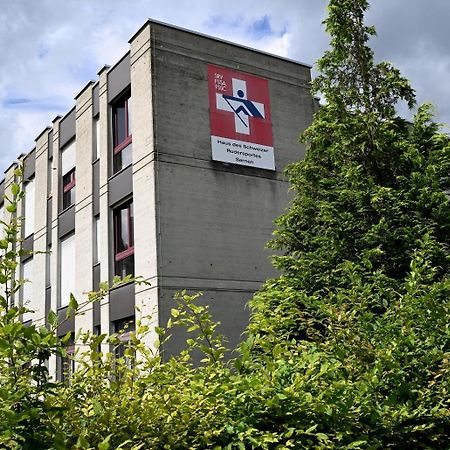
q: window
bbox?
[93,325,101,352]
[112,92,132,173]
[113,201,134,278]
[46,244,51,287]
[21,257,34,322]
[62,168,76,210]
[60,233,75,308]
[94,215,100,265]
[94,117,100,161]
[61,141,75,210]
[47,158,53,197]
[56,335,75,382]
[23,179,35,237]
[114,317,135,367]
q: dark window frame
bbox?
[57,339,75,383]
[113,200,134,277]
[114,316,135,367]
[23,177,35,238]
[112,92,132,173]
[62,168,76,210]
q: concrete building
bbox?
[0,20,314,378]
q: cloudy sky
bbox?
[1,0,449,175]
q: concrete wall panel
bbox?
[158,161,285,282]
[108,53,131,102]
[152,25,314,349]
[60,108,76,148]
[159,287,252,359]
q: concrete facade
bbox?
[0,20,314,375]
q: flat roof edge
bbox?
[129,18,312,69]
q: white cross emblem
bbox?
[216,78,265,135]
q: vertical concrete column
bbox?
[97,67,111,346]
[129,23,159,349]
[74,83,95,342]
[33,129,50,326]
[48,116,61,377]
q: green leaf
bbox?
[316,433,329,442]
[69,293,78,311]
[11,183,20,196]
[48,309,58,327]
[347,441,368,449]
[61,332,72,344]
[305,424,318,434]
[98,434,112,450]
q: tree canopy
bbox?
[248,0,450,446]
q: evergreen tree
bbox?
[251,0,450,340]
[248,0,450,446]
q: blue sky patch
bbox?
[248,15,272,39]
[3,96,64,111]
[206,14,283,41]
[4,98,31,106]
[38,44,49,59]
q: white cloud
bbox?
[263,33,293,58]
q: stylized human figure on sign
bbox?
[223,89,264,123]
[216,78,265,135]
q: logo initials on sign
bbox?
[214,73,227,92]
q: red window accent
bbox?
[113,135,132,155]
[113,200,134,277]
[115,246,134,263]
[62,168,76,210]
[63,169,75,193]
[112,93,132,173]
